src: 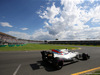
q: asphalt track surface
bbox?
[0,46,100,75]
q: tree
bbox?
[44,40,48,44]
[55,38,58,40]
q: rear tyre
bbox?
[56,61,63,70]
[53,57,63,70]
[41,51,48,62]
[42,56,48,62]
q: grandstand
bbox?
[47,40,100,45]
[0,32,27,45]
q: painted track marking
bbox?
[13,64,21,75]
[71,67,100,75]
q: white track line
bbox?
[13,64,21,75]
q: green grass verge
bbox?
[0,44,79,51]
[85,70,100,75]
[70,44,100,47]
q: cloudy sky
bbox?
[0,0,100,40]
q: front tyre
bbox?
[82,53,90,60]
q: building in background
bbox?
[47,40,100,45]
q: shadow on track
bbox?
[30,61,57,71]
[30,60,77,72]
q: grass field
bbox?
[0,44,79,51]
[85,70,100,75]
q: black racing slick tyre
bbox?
[53,57,63,70]
[56,61,63,70]
[41,51,48,62]
[42,56,48,62]
[82,53,90,60]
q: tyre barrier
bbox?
[0,45,7,47]
[0,44,25,47]
[16,45,20,47]
[8,45,15,47]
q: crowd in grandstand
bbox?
[0,32,27,45]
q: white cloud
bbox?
[91,5,100,23]
[0,22,13,27]
[40,6,44,8]
[89,0,95,3]
[38,3,60,20]
[35,0,100,40]
[21,28,28,30]
[6,31,31,39]
[6,0,100,40]
[30,29,55,40]
[6,30,55,40]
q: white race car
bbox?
[41,49,90,70]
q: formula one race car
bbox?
[41,49,90,70]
